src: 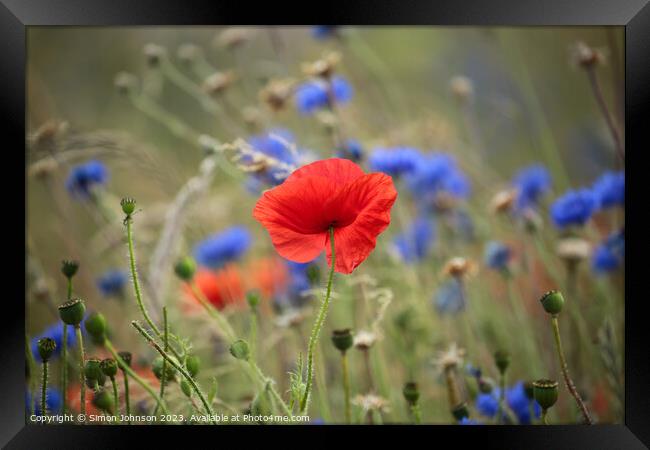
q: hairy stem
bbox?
[25,333,37,416]
[132,321,215,423]
[300,226,336,413]
[122,369,131,424]
[105,339,168,415]
[62,325,68,414]
[551,316,593,424]
[41,361,48,416]
[154,307,169,416]
[75,326,86,418]
[110,376,120,423]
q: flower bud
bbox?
[120,197,136,216]
[246,291,261,309]
[229,339,250,361]
[540,290,564,315]
[451,402,470,421]
[58,298,86,326]
[100,358,118,378]
[331,329,353,353]
[174,257,196,282]
[84,358,106,388]
[37,337,56,362]
[533,379,559,411]
[180,378,192,397]
[61,260,79,279]
[493,350,510,374]
[152,357,176,382]
[92,388,115,414]
[117,351,132,369]
[402,381,420,405]
[185,355,201,378]
[85,312,107,342]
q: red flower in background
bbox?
[253,158,397,274]
[250,257,289,299]
[183,265,245,311]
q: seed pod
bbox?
[61,260,79,279]
[84,359,106,388]
[331,329,353,353]
[533,379,559,411]
[229,340,250,361]
[58,298,86,326]
[85,312,107,342]
[185,355,201,378]
[402,381,420,405]
[100,358,118,378]
[174,257,196,282]
[92,388,115,414]
[540,290,564,315]
[451,402,470,421]
[37,337,57,362]
[493,350,510,375]
[152,356,176,382]
[117,351,132,369]
[120,197,136,215]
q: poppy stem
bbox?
[25,333,37,416]
[341,351,352,423]
[122,368,131,424]
[41,360,49,416]
[154,307,169,417]
[300,226,336,414]
[75,325,86,419]
[61,325,68,414]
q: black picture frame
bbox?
[3,0,648,447]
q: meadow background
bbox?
[26,26,624,424]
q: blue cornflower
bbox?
[96,269,128,297]
[311,26,337,40]
[406,153,456,193]
[550,189,596,229]
[592,171,624,209]
[193,227,252,269]
[484,241,512,271]
[434,279,465,315]
[295,76,353,115]
[26,388,63,416]
[368,147,423,177]
[506,381,541,424]
[476,389,500,418]
[336,139,364,162]
[592,229,624,273]
[458,417,481,425]
[65,160,109,199]
[31,322,77,362]
[278,259,319,308]
[513,164,551,210]
[393,217,435,263]
[246,129,299,187]
[465,363,482,379]
[442,169,472,199]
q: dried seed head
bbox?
[571,41,605,69]
[61,260,80,279]
[442,257,477,279]
[493,350,510,374]
[114,71,138,95]
[556,237,591,263]
[143,43,166,66]
[28,158,59,179]
[177,43,201,65]
[117,351,132,369]
[202,71,236,96]
[353,330,377,351]
[242,106,263,128]
[259,78,295,112]
[215,27,258,50]
[433,342,466,373]
[352,393,390,414]
[450,75,474,102]
[100,358,118,378]
[489,189,517,214]
[302,52,341,79]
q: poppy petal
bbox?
[325,173,398,273]
[253,175,337,261]
[286,158,365,187]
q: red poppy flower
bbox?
[250,256,289,299]
[253,158,397,274]
[183,265,245,311]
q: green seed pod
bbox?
[185,355,201,378]
[37,337,57,362]
[117,351,132,369]
[120,197,136,215]
[152,356,176,382]
[533,379,559,411]
[402,381,420,405]
[180,378,192,397]
[84,359,106,388]
[84,312,107,342]
[61,260,80,279]
[493,350,510,374]
[540,290,564,315]
[100,358,118,378]
[92,388,115,414]
[174,256,196,282]
[229,339,250,361]
[331,329,353,353]
[246,291,261,309]
[58,298,86,326]
[451,402,470,421]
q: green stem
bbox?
[41,361,48,415]
[67,278,72,299]
[411,403,422,425]
[110,377,120,423]
[300,226,336,413]
[61,325,68,414]
[551,316,593,424]
[105,339,168,416]
[585,67,624,163]
[129,93,200,144]
[75,326,86,418]
[154,307,169,416]
[251,362,293,418]
[341,352,351,424]
[189,281,236,341]
[542,409,549,425]
[249,309,257,362]
[497,371,506,424]
[122,369,131,424]
[131,321,216,423]
[25,333,37,416]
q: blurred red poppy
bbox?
[250,256,289,299]
[183,265,245,311]
[253,158,397,274]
